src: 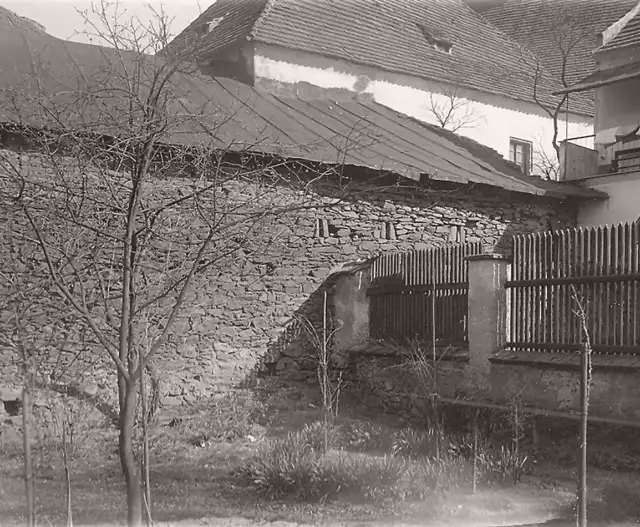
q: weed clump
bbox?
[391,427,437,458]
[238,420,529,503]
[169,391,269,447]
[238,427,407,501]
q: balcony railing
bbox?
[560,132,640,180]
[602,136,640,174]
[559,134,597,181]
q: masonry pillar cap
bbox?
[465,253,511,262]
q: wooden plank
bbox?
[614,224,620,348]
[586,227,594,345]
[605,225,612,346]
[513,235,520,345]
[631,222,640,346]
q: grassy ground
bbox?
[1,379,639,526]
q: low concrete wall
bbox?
[347,346,640,423]
[341,253,640,424]
[489,359,640,421]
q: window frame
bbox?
[509,137,533,176]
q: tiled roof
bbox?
[483,0,638,115]
[0,18,600,201]
[601,9,640,51]
[166,0,268,57]
[168,0,590,117]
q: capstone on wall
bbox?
[0,148,577,416]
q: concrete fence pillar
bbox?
[465,253,511,393]
[332,266,371,352]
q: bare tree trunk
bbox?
[578,342,589,527]
[120,380,142,527]
[140,360,152,526]
[62,427,73,527]
[146,362,161,425]
[22,375,35,527]
[472,409,479,495]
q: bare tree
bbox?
[0,2,373,525]
[533,136,560,180]
[296,291,344,454]
[402,339,448,462]
[0,237,65,527]
[514,6,599,163]
[426,87,480,133]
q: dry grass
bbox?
[1,378,629,527]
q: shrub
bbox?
[296,421,343,452]
[341,421,395,452]
[238,430,408,502]
[238,431,319,499]
[391,427,436,458]
[477,446,528,486]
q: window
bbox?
[201,16,224,34]
[510,138,533,175]
[381,221,397,240]
[449,225,465,244]
[315,218,338,238]
[416,24,453,54]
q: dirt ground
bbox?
[2,379,640,527]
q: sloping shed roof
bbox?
[167,0,586,117]
[0,16,599,201]
[601,9,640,51]
[0,5,47,34]
[554,60,640,94]
[483,0,638,116]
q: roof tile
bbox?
[601,9,640,51]
[169,0,589,116]
[483,0,639,115]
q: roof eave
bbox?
[554,66,640,95]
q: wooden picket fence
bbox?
[368,243,482,344]
[505,222,640,354]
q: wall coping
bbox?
[465,253,512,262]
[491,349,640,372]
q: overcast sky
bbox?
[2,1,208,43]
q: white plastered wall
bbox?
[253,44,594,177]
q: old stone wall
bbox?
[345,348,467,425]
[0,148,577,414]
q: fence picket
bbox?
[369,242,481,344]
[506,223,640,355]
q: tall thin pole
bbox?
[432,273,440,462]
[472,409,478,495]
[578,342,588,527]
